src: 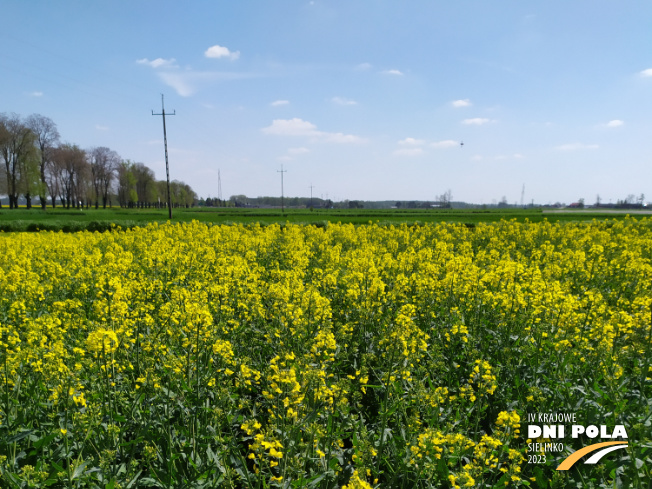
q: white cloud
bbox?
[278,147,310,161]
[605,119,624,128]
[263,118,318,136]
[356,62,372,71]
[95,125,109,131]
[157,71,260,97]
[137,57,178,69]
[555,143,599,151]
[462,118,493,125]
[28,91,43,97]
[332,96,358,106]
[322,133,365,143]
[157,72,195,97]
[262,118,365,143]
[431,140,459,148]
[494,153,524,160]
[382,69,404,76]
[271,100,290,107]
[205,45,240,60]
[640,68,652,77]
[393,148,424,157]
[451,99,472,108]
[398,137,425,146]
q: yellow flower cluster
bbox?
[0,218,650,487]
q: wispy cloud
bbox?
[462,118,494,125]
[262,118,365,143]
[28,91,43,97]
[138,51,261,96]
[136,57,178,69]
[263,118,318,136]
[205,45,240,60]
[605,119,624,128]
[356,62,372,71]
[451,99,472,108]
[555,143,599,151]
[271,100,290,107]
[640,68,652,77]
[332,96,358,106]
[431,140,459,148]
[398,137,425,146]
[277,147,310,162]
[158,71,260,97]
[95,124,109,131]
[393,148,424,157]
[382,69,404,76]
[494,153,524,160]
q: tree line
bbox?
[0,112,196,210]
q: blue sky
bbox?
[3,1,652,204]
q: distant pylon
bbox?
[521,184,525,208]
[218,169,223,202]
[278,164,287,213]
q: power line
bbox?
[152,94,175,219]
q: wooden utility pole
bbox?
[152,94,175,219]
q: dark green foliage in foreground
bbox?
[0,207,645,232]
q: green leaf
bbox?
[533,466,548,488]
[1,471,22,489]
[34,432,57,450]
[125,470,143,489]
[112,413,127,423]
[71,460,90,480]
[307,473,327,487]
[4,429,34,444]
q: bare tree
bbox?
[101,151,120,208]
[26,114,60,209]
[88,147,120,208]
[52,144,88,208]
[0,113,38,209]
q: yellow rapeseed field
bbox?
[0,219,650,488]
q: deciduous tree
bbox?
[26,114,60,209]
[0,113,38,209]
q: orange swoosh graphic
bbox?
[556,441,628,470]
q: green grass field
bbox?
[0,207,647,231]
